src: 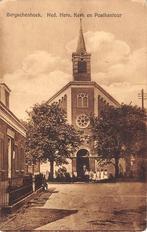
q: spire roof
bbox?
[76,18,86,54]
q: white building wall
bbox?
[40,159,72,178]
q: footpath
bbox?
[0,187,61,230]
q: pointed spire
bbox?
[76,18,86,54]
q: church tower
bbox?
[72,19,91,81]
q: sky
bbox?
[0,0,147,119]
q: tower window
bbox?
[77,93,88,108]
[78,60,87,73]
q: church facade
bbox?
[47,21,124,179]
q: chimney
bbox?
[0,82,11,108]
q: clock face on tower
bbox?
[76,114,90,128]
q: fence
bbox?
[2,174,43,206]
[9,175,33,205]
[0,179,9,207]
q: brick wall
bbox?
[0,118,25,182]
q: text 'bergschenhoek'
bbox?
[6,12,42,17]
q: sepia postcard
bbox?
[0,0,147,231]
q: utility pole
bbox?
[138,89,147,110]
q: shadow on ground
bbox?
[88,206,146,231]
[0,189,78,230]
[0,208,78,230]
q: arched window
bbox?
[78,60,87,73]
[77,93,88,108]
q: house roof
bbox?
[0,101,26,137]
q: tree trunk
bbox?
[50,160,54,180]
[115,157,119,178]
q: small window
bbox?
[77,93,88,108]
[78,96,83,107]
[15,145,18,170]
[83,96,88,107]
[0,139,4,170]
[5,90,9,108]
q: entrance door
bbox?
[76,149,89,179]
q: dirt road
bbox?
[37,183,146,231]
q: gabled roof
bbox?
[47,81,120,107]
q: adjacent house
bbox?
[0,82,26,208]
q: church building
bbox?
[46,20,123,179]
